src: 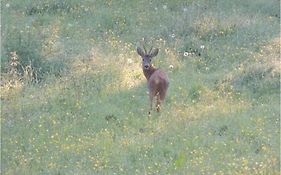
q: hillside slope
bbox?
[1,0,280,174]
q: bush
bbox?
[25,0,74,16]
[2,28,67,82]
[232,64,280,95]
[188,84,205,103]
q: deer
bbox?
[137,45,169,116]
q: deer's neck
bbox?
[143,66,157,80]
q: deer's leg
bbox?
[148,93,153,116]
[158,86,168,112]
[156,93,161,112]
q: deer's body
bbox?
[137,46,169,115]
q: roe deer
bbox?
[137,46,169,116]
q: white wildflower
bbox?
[169,65,174,69]
[127,58,133,64]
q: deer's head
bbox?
[137,46,159,70]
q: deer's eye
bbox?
[149,59,151,62]
[142,59,144,61]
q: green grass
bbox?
[1,0,280,174]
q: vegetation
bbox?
[1,0,280,174]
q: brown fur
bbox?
[137,46,169,116]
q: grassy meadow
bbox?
[1,0,280,174]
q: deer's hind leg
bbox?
[148,92,154,116]
[156,92,161,112]
[157,87,168,112]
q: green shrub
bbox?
[232,64,280,95]
[2,28,67,82]
[25,0,74,16]
[188,84,205,103]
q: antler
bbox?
[143,44,147,55]
[142,45,154,55]
[141,38,154,55]
[148,46,153,55]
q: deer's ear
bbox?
[150,48,159,57]
[137,47,145,57]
